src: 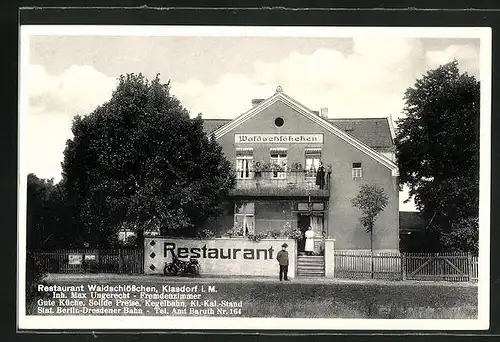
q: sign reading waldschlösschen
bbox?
[234,134,324,144]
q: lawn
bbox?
[26,276,478,319]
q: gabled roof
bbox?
[202,119,231,136]
[203,118,394,149]
[203,87,399,176]
[328,118,394,149]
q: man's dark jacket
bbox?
[276,250,289,266]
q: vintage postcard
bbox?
[18,25,491,331]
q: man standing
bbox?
[276,243,290,281]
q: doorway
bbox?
[297,213,325,254]
[297,214,311,252]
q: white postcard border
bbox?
[17,24,492,331]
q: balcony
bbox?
[229,170,331,197]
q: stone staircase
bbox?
[297,255,325,277]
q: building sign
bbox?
[235,134,323,144]
[144,237,296,277]
[68,254,83,265]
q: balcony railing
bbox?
[230,170,331,197]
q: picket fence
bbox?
[32,248,144,275]
[334,251,479,282]
[31,248,478,282]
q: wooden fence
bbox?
[32,248,144,274]
[335,251,478,282]
[31,248,479,282]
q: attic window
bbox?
[274,117,284,127]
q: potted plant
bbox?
[253,160,264,179]
[226,223,244,238]
[196,228,215,240]
[267,230,280,239]
[247,231,269,242]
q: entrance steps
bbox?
[297,255,325,277]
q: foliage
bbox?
[25,252,46,300]
[351,184,389,235]
[247,231,269,242]
[290,162,303,171]
[280,222,303,240]
[120,234,138,247]
[252,160,288,172]
[395,60,479,251]
[267,230,281,239]
[225,223,244,237]
[196,228,215,240]
[61,73,235,247]
[26,174,77,249]
[440,217,479,255]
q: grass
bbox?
[26,276,478,319]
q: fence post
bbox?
[467,252,473,281]
[401,252,407,281]
[118,249,123,273]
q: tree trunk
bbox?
[370,226,374,279]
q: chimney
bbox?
[320,107,328,118]
[252,99,265,107]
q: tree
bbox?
[352,184,389,278]
[441,217,479,255]
[26,174,75,249]
[395,60,480,252]
[27,173,55,250]
[61,73,235,247]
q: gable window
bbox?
[352,162,362,179]
[234,202,255,236]
[270,148,287,179]
[235,148,253,179]
[305,148,322,178]
[274,117,285,127]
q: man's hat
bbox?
[282,243,288,248]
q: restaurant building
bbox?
[202,86,400,255]
[144,86,400,278]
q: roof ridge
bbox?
[201,117,390,121]
[329,117,389,120]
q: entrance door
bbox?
[297,214,311,252]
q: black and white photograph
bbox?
[18,25,491,330]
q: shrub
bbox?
[441,217,478,254]
[196,228,215,240]
[225,223,244,237]
[280,222,303,240]
[247,231,269,242]
[267,230,280,239]
[26,252,46,300]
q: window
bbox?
[298,202,325,212]
[235,148,253,179]
[312,202,325,211]
[352,162,362,179]
[234,202,255,236]
[236,158,253,179]
[297,203,309,211]
[305,148,322,177]
[274,117,284,127]
[270,148,287,179]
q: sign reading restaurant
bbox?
[235,134,324,144]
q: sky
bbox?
[24,29,482,212]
